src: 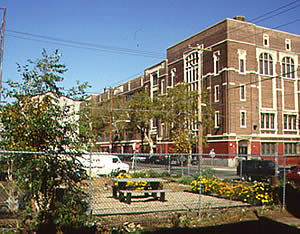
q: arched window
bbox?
[185,51,199,91]
[282,57,295,78]
[259,53,273,75]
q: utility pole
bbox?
[109,88,113,153]
[0,8,6,90]
[188,44,212,172]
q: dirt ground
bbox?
[95,205,298,233]
[88,177,299,233]
[0,177,299,233]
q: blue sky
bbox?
[1,0,300,94]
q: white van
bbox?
[79,154,129,177]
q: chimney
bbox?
[233,16,246,22]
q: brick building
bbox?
[94,16,300,165]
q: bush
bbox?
[178,176,194,185]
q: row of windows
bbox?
[213,84,245,103]
[261,142,297,155]
[263,34,291,52]
[214,111,298,130]
[259,53,296,78]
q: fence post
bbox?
[198,153,202,218]
[168,154,171,175]
[275,153,278,176]
[88,153,92,215]
[282,154,286,210]
[239,156,243,179]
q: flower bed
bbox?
[114,173,153,190]
[190,177,274,206]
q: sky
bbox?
[1,0,300,95]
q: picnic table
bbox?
[112,178,170,204]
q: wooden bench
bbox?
[119,189,171,204]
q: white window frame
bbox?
[263,34,269,47]
[170,68,176,87]
[151,72,158,87]
[285,39,291,51]
[261,142,276,155]
[184,51,199,91]
[260,112,276,130]
[161,79,165,94]
[282,56,295,79]
[214,85,219,102]
[238,49,247,74]
[240,110,246,128]
[283,114,297,131]
[240,84,246,101]
[215,111,220,128]
[213,51,220,75]
[259,52,273,76]
[160,123,165,138]
[284,143,297,155]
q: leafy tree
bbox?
[124,89,162,153]
[82,90,129,151]
[160,83,214,153]
[0,50,91,232]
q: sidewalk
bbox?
[270,215,300,229]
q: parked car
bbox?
[286,166,300,186]
[237,159,276,182]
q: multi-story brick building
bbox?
[94,16,300,165]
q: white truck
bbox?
[79,154,129,177]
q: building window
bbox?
[240,84,246,101]
[259,53,273,75]
[261,113,275,130]
[238,49,247,74]
[213,51,220,74]
[185,51,199,91]
[152,72,158,86]
[152,117,158,128]
[170,68,176,87]
[261,142,276,155]
[125,94,132,103]
[215,111,220,128]
[263,34,269,47]
[239,59,245,73]
[282,57,295,78]
[285,39,291,51]
[160,123,165,138]
[284,143,297,154]
[161,79,165,94]
[214,85,219,102]
[240,111,246,127]
[283,114,297,130]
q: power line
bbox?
[6,32,165,59]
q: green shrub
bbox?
[178,176,194,185]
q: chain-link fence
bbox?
[0,151,298,229]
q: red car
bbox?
[286,166,300,186]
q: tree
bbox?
[82,90,129,152]
[0,50,91,232]
[124,89,162,154]
[160,83,214,153]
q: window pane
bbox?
[240,59,244,72]
[261,113,265,128]
[271,114,275,129]
[284,115,287,129]
[269,60,273,75]
[259,58,264,74]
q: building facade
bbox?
[94,17,300,165]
